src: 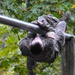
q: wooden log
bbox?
[61,37,75,75]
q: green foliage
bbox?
[0,0,75,75]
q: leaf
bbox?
[72,4,75,8]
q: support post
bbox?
[61,37,75,75]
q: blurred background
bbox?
[0,0,75,75]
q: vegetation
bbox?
[0,0,75,75]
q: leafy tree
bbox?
[0,0,75,75]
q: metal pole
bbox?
[0,15,45,34]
